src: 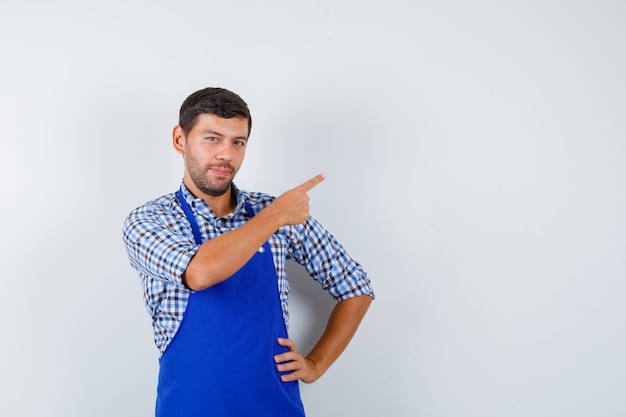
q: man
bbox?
[123,87,374,416]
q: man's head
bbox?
[179,87,252,137]
[173,88,252,203]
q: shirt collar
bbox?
[178,180,247,219]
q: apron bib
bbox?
[155,189,305,417]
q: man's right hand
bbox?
[268,173,326,225]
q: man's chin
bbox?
[205,189,229,197]
[200,181,232,197]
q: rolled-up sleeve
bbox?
[287,216,375,301]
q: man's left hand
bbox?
[274,338,320,383]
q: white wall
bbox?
[1,1,625,416]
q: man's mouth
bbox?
[209,166,232,177]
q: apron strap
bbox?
[176,188,203,245]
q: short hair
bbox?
[178,87,252,136]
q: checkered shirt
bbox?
[122,183,374,355]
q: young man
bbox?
[123,87,374,416]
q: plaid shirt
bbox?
[123,183,374,355]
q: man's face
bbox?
[177,113,249,198]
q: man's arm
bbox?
[274,294,373,383]
[184,174,326,290]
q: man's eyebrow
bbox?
[200,130,222,136]
[200,130,248,141]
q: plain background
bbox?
[1,1,625,416]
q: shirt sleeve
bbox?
[122,202,199,287]
[286,216,375,301]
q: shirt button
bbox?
[258,247,265,253]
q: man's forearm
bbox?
[304,294,373,382]
[183,208,284,290]
[183,174,326,290]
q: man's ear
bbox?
[172,125,185,155]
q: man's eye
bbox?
[234,140,246,146]
[206,137,218,142]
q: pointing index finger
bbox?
[299,173,327,192]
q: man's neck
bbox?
[206,189,237,217]
[184,181,237,218]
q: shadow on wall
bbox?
[285,261,337,354]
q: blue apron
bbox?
[155,189,305,417]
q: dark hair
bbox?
[178,87,252,136]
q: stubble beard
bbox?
[186,155,236,197]
[195,174,232,196]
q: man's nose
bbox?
[216,144,233,161]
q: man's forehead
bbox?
[191,113,249,137]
